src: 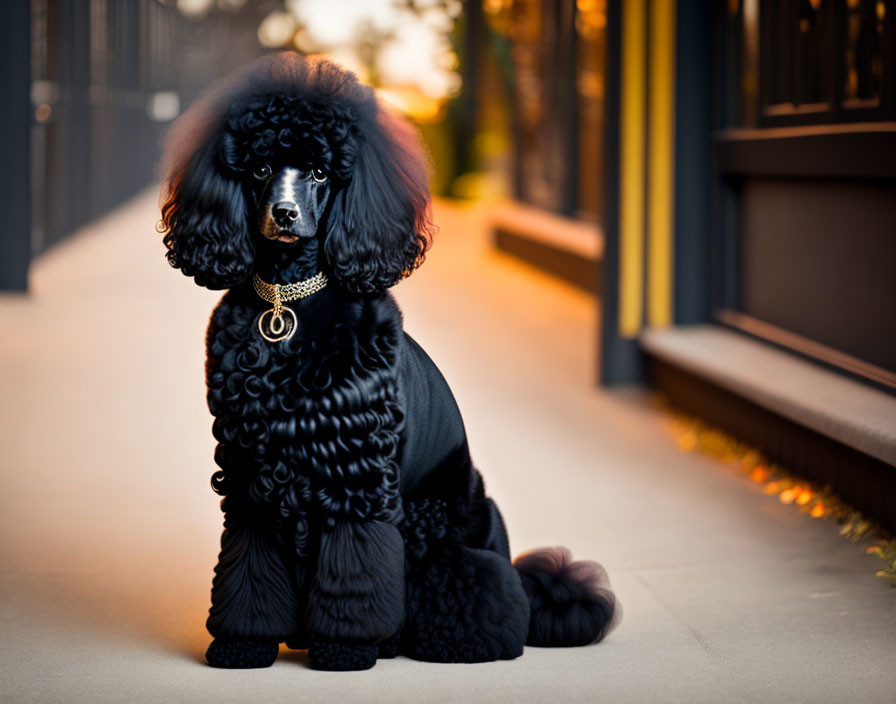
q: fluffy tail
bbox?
[513,546,621,647]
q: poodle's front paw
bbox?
[205,638,279,668]
[308,638,378,671]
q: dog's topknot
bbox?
[161,54,375,189]
[222,94,360,181]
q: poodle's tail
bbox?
[513,546,621,647]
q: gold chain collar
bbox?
[252,272,327,343]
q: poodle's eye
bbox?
[252,163,272,181]
[310,167,328,184]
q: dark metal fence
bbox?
[1,0,269,290]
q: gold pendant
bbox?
[258,305,297,342]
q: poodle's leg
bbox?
[403,543,529,663]
[205,508,301,668]
[400,468,529,663]
[305,519,405,671]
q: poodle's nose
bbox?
[272,202,300,226]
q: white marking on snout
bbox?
[276,167,303,222]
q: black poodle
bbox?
[160,52,619,671]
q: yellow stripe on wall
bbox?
[647,0,675,328]
[618,0,647,338]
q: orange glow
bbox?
[35,103,52,123]
[663,405,893,584]
[749,466,769,483]
[376,86,444,123]
[483,0,512,14]
[764,480,784,495]
[676,432,696,451]
[796,490,813,506]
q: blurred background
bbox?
[1,2,895,701]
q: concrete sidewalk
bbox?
[1,189,894,703]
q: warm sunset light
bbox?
[376,86,445,123]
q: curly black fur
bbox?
[160,52,619,672]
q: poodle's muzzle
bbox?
[258,166,330,244]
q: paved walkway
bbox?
[1,190,894,703]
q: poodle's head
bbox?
[159,52,433,294]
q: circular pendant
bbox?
[258,306,297,342]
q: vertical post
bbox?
[599,0,646,384]
[674,0,711,323]
[0,0,32,290]
[56,0,92,244]
[618,0,647,341]
[455,0,483,179]
[559,0,579,217]
[647,0,675,328]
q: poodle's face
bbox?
[251,162,331,244]
[160,54,434,293]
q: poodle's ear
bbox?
[159,130,254,290]
[324,105,434,294]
